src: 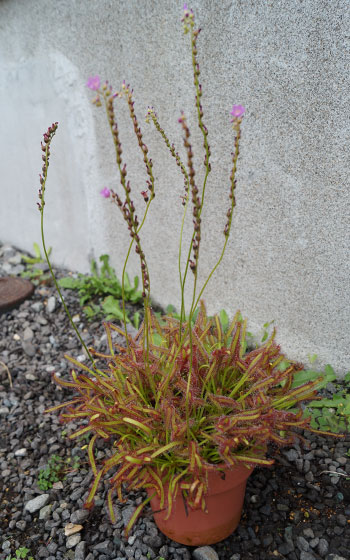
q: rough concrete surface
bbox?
[0,0,349,372]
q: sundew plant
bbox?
[37,5,340,534]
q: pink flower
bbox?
[100,187,111,198]
[230,105,246,119]
[86,75,101,91]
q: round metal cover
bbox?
[0,277,35,312]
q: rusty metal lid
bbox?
[0,277,35,313]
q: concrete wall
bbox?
[1,0,349,373]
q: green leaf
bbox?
[219,309,229,333]
[90,258,98,277]
[308,353,318,364]
[166,304,176,314]
[277,359,291,372]
[261,331,268,343]
[191,308,200,324]
[58,277,81,289]
[152,333,164,346]
[133,312,140,330]
[324,364,337,382]
[33,242,41,259]
[344,372,350,383]
[102,296,128,322]
[292,369,322,388]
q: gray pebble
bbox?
[297,536,310,552]
[336,513,347,526]
[47,296,56,313]
[70,509,90,524]
[284,449,299,462]
[278,543,294,555]
[143,535,163,548]
[67,534,82,549]
[93,541,111,553]
[47,542,58,554]
[305,471,314,483]
[75,541,86,560]
[303,528,314,539]
[0,406,10,415]
[300,552,317,560]
[14,448,27,457]
[25,494,50,513]
[122,505,136,527]
[159,545,169,559]
[15,519,26,531]
[317,539,329,556]
[23,326,34,341]
[193,546,219,560]
[22,340,36,357]
[229,555,241,560]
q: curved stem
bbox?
[40,154,96,369]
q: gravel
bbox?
[1,242,350,560]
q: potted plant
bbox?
[37,5,337,546]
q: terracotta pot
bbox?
[147,464,253,545]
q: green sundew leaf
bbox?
[310,418,319,430]
[344,372,350,383]
[133,312,140,330]
[133,276,139,290]
[219,309,229,333]
[263,320,274,329]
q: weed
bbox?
[287,363,350,433]
[5,547,34,560]
[58,254,142,324]
[37,454,80,491]
[20,242,52,285]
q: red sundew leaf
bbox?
[234,454,274,466]
[110,462,135,485]
[103,322,115,356]
[269,432,295,446]
[69,426,92,439]
[147,467,165,509]
[124,494,154,538]
[85,469,103,509]
[45,398,81,413]
[229,322,242,363]
[64,355,98,375]
[88,434,98,476]
[207,394,240,410]
[107,488,117,523]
